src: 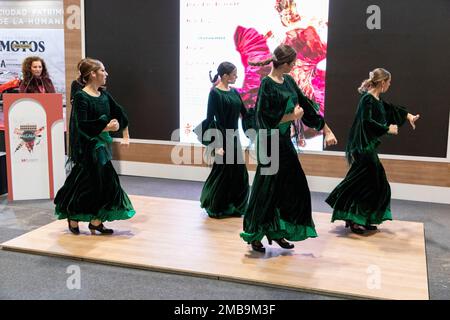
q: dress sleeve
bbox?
[73,92,109,139]
[286,75,324,130]
[106,91,129,130]
[194,89,220,145]
[362,98,390,137]
[205,89,218,127]
[256,80,285,130]
[382,100,408,127]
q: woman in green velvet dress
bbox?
[240,45,338,252]
[195,62,250,218]
[54,58,135,234]
[325,68,420,234]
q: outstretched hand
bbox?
[408,113,420,130]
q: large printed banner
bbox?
[180,0,329,151]
[0,0,65,130]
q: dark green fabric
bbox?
[242,75,324,243]
[68,90,129,164]
[383,100,408,127]
[54,162,135,222]
[93,132,113,165]
[197,88,250,218]
[277,97,295,135]
[202,162,248,218]
[284,75,323,130]
[326,93,408,225]
[241,208,317,242]
[69,80,84,105]
[194,88,250,146]
[326,151,392,225]
[345,93,408,164]
[331,208,392,226]
[55,90,135,223]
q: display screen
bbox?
[180,0,330,151]
[85,0,450,158]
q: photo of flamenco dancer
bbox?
[234,0,329,150]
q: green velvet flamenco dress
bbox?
[240,75,324,243]
[325,93,408,226]
[194,87,251,218]
[54,90,136,222]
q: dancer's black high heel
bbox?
[345,221,365,234]
[268,237,295,249]
[88,223,113,235]
[249,241,265,253]
[68,220,80,235]
[363,224,378,231]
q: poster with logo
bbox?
[0,0,65,130]
[4,93,65,200]
[180,0,329,151]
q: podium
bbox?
[3,93,65,200]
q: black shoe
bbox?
[88,223,113,235]
[68,220,80,235]
[345,221,365,234]
[363,224,378,231]
[250,241,265,253]
[268,237,295,249]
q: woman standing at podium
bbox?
[54,58,135,235]
[19,56,56,93]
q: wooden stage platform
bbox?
[1,195,429,300]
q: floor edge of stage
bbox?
[1,244,380,300]
[0,195,429,300]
